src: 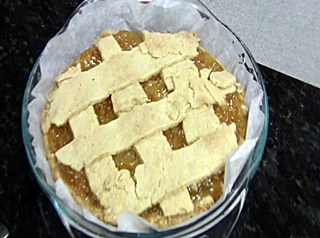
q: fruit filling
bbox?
[163,123,188,150]
[140,74,169,102]
[112,148,143,177]
[93,96,118,125]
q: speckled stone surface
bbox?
[0,1,319,237]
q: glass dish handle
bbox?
[223,189,247,238]
[58,212,77,238]
[200,189,247,238]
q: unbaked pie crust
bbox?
[41,30,248,228]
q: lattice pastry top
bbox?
[41,30,248,227]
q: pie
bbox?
[41,30,248,228]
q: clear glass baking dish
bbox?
[22,0,269,237]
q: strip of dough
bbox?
[111,83,148,114]
[160,187,194,217]
[134,131,172,163]
[47,32,199,126]
[69,106,99,138]
[183,106,220,144]
[143,31,199,58]
[96,35,122,61]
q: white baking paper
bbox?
[27,0,265,233]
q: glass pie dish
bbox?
[22,0,269,237]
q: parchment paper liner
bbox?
[27,0,265,233]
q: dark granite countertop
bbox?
[0,0,319,237]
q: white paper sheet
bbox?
[201,0,320,88]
